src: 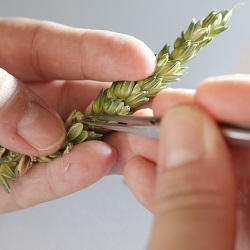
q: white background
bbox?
[0,1,250,250]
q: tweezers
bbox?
[83,115,250,148]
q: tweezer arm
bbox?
[219,122,250,148]
[83,115,250,148]
[83,116,160,138]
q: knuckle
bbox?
[155,165,235,216]
[156,180,229,215]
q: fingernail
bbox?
[17,103,65,151]
[158,105,204,168]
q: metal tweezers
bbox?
[84,115,250,148]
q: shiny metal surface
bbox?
[85,115,250,147]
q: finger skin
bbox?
[28,80,112,120]
[195,74,250,180]
[195,75,250,248]
[152,88,195,116]
[0,69,65,156]
[128,90,195,162]
[0,18,156,82]
[195,74,250,124]
[124,156,156,211]
[147,105,236,250]
[0,140,116,213]
[153,79,250,181]
[126,89,195,209]
[103,131,133,175]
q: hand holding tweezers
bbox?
[83,115,250,148]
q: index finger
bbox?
[0,18,156,82]
[195,74,250,124]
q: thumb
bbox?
[0,68,65,156]
[147,105,237,250]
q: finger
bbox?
[29,80,155,124]
[197,75,250,247]
[0,140,116,213]
[152,88,195,116]
[28,80,112,120]
[0,18,156,82]
[104,108,155,175]
[195,74,250,179]
[126,108,158,163]
[195,74,250,123]
[147,105,237,250]
[103,131,134,175]
[127,89,195,162]
[0,69,65,156]
[125,156,156,211]
[122,109,157,210]
[123,90,195,210]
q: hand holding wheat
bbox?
[0,7,236,193]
